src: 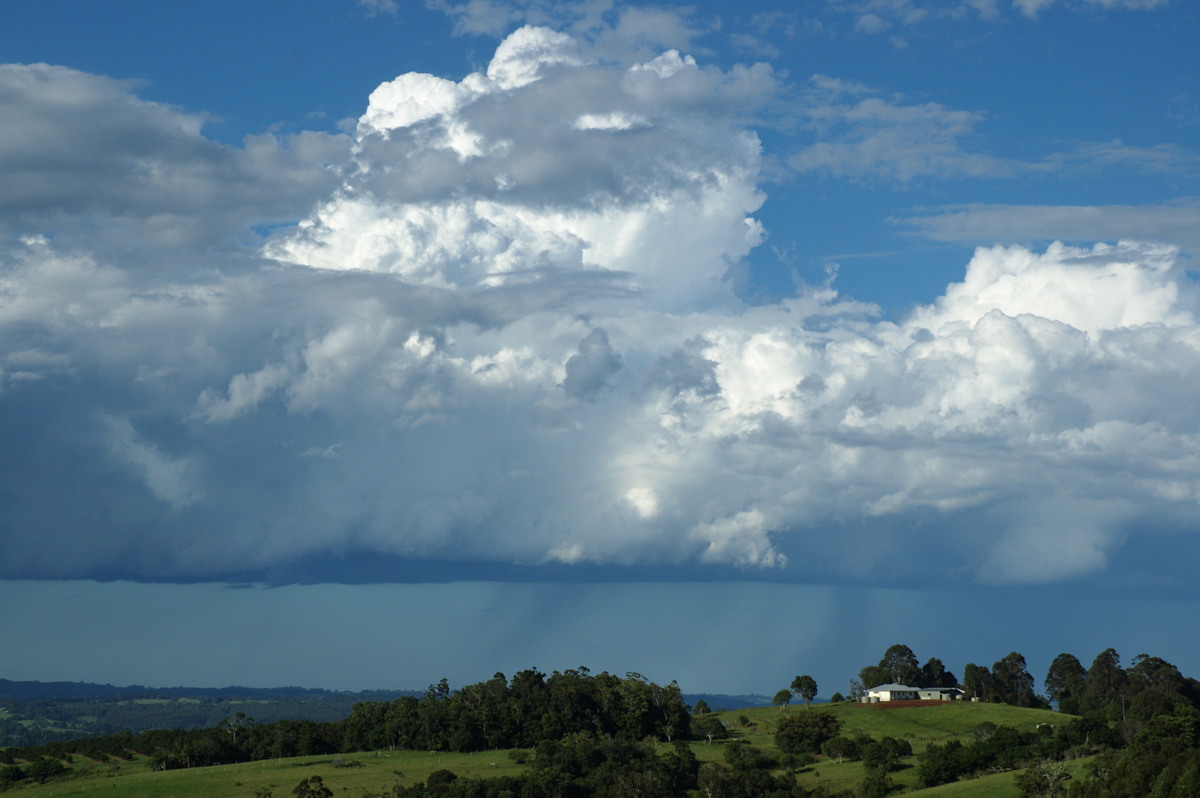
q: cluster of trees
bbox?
[917,717,1119,790]
[772,675,818,711]
[1072,714,1200,797]
[1037,650,1200,797]
[389,734,702,798]
[382,730,887,798]
[900,647,1200,796]
[853,644,1046,709]
[0,669,695,777]
[852,645,958,695]
[853,643,1200,719]
[961,652,1047,708]
[0,757,67,786]
[1044,648,1200,721]
[339,670,692,753]
[917,711,1200,798]
[775,710,911,798]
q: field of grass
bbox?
[718,700,1064,755]
[709,700,1074,796]
[4,701,1081,798]
[905,755,1094,798]
[7,750,526,798]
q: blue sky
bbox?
[2,0,1199,696]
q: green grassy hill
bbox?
[3,750,525,798]
[2,701,1080,797]
[706,701,1071,796]
[721,700,1064,753]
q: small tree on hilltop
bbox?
[773,689,793,711]
[792,675,818,708]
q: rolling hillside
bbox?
[1,700,1080,797]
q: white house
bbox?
[863,684,964,702]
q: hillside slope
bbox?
[2,700,1078,797]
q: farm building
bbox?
[863,684,964,702]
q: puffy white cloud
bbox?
[487,26,584,89]
[3,25,1200,593]
[911,240,1190,335]
[266,26,771,310]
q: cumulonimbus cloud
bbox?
[2,24,1199,592]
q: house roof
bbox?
[868,683,919,692]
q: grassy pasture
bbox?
[8,750,526,798]
[907,755,1094,798]
[708,700,1074,795]
[719,700,1065,754]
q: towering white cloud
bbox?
[2,24,1199,592]
[266,27,771,311]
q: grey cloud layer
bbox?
[2,27,1199,591]
[788,75,1012,183]
[831,0,1175,31]
[430,0,1174,40]
[0,64,348,257]
[902,201,1200,252]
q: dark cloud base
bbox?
[53,541,1200,608]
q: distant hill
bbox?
[683,693,773,710]
[0,679,419,747]
[0,678,409,702]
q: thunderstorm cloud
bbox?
[2,22,1199,595]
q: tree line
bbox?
[852,643,1039,705]
[1,668,695,772]
[851,643,1200,715]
